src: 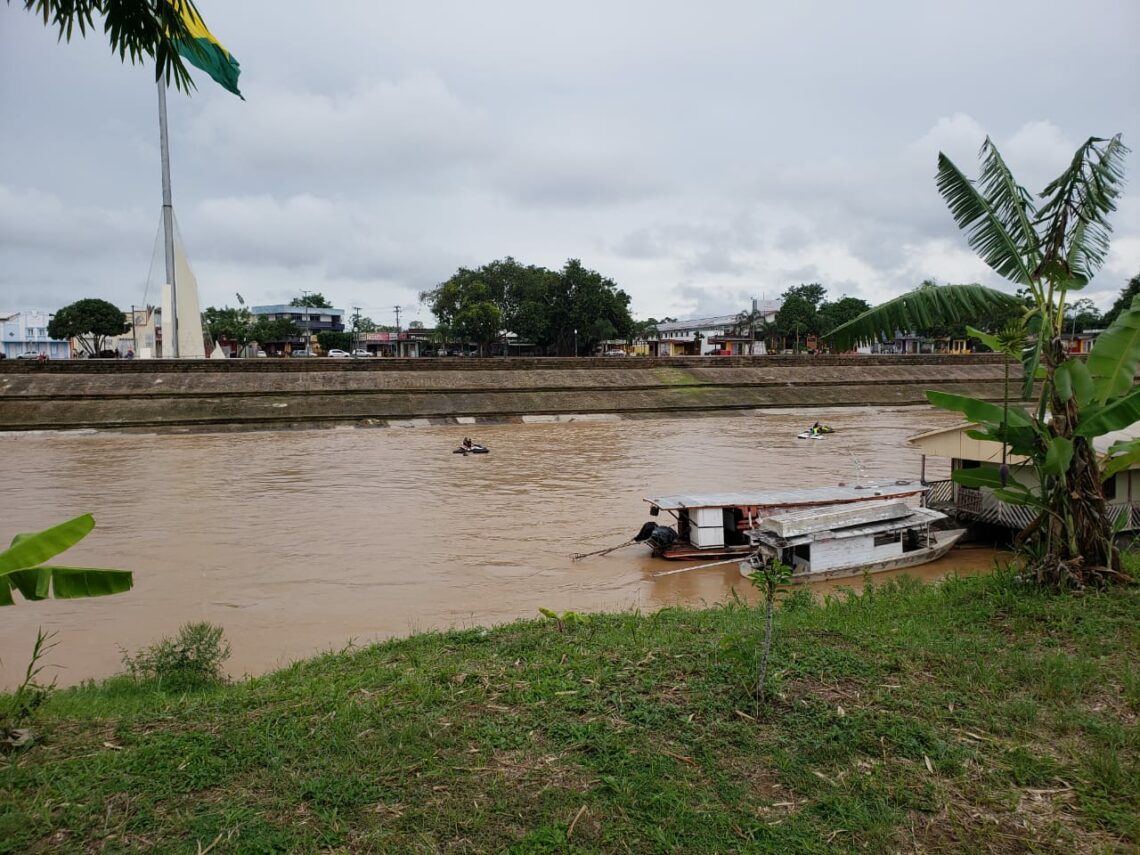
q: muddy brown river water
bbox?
[0,406,997,689]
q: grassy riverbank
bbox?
[2,568,1138,853]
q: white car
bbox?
[326,349,351,358]
[351,349,373,357]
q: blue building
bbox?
[0,310,71,359]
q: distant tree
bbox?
[249,317,300,345]
[1100,272,1138,328]
[629,318,659,345]
[817,296,871,338]
[1064,298,1103,335]
[48,298,129,356]
[354,316,379,333]
[775,284,825,352]
[550,259,633,356]
[289,293,333,308]
[201,306,253,345]
[408,320,424,329]
[424,257,632,355]
[316,331,353,352]
[454,297,502,355]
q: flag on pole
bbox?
[171,3,243,98]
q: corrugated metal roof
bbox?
[909,421,1140,458]
[646,481,925,510]
[752,506,946,547]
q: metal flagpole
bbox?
[157,78,179,357]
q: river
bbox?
[0,406,993,689]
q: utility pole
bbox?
[352,306,361,355]
[393,305,403,357]
[131,305,139,354]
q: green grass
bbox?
[2,566,1137,854]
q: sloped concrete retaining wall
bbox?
[0,354,1018,432]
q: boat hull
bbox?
[739,528,967,583]
[654,543,753,561]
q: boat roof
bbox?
[646,481,925,511]
[750,505,946,547]
[759,499,913,538]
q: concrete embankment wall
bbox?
[0,354,1018,432]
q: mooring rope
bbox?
[650,555,747,578]
[570,539,638,561]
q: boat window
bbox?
[873,532,902,547]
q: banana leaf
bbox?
[951,468,1004,489]
[926,391,1034,427]
[1086,295,1140,402]
[4,566,134,602]
[0,514,94,574]
[1043,436,1073,477]
[1,514,134,606]
[1101,437,1140,481]
[1055,359,1096,409]
[825,284,1023,352]
[1075,385,1140,438]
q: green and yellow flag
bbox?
[171,3,243,98]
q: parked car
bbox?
[603,350,627,357]
[289,349,315,357]
[15,351,43,359]
[351,349,372,357]
[326,349,351,358]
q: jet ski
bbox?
[454,442,490,454]
[797,424,834,439]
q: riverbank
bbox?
[0,354,1016,431]
[3,569,1136,853]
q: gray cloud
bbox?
[1,1,1137,321]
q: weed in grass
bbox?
[121,622,230,692]
[0,628,57,751]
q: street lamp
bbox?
[573,328,578,357]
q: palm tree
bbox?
[734,307,771,355]
[17,1,221,94]
[829,135,1138,588]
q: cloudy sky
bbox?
[2,1,1138,326]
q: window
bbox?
[1104,476,1117,500]
[873,532,901,547]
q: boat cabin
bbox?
[743,500,960,581]
[644,482,927,560]
[909,422,1140,532]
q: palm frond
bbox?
[936,143,1036,286]
[825,284,1022,352]
[1037,135,1129,281]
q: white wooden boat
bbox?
[739,499,966,582]
[642,481,927,560]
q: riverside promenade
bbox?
[0,353,1016,432]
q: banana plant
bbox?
[1,514,133,606]
[828,134,1136,587]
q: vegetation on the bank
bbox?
[831,134,1139,589]
[120,622,230,693]
[2,567,1136,853]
